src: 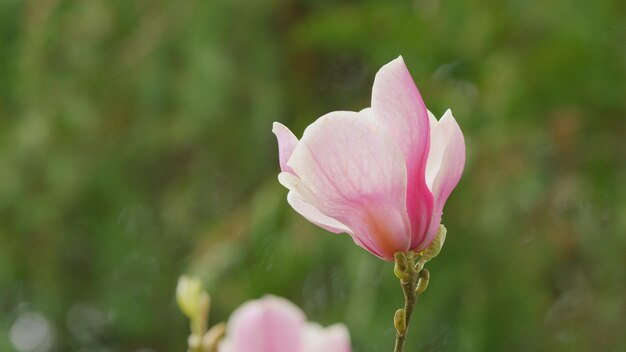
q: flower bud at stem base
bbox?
[394,308,406,336]
[416,269,430,295]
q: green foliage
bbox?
[1,0,625,351]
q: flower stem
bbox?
[393,252,425,352]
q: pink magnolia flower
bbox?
[273,56,465,261]
[218,295,351,352]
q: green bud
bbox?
[420,225,447,262]
[177,275,210,335]
[416,269,430,295]
[394,308,406,335]
[177,276,204,318]
[394,252,408,272]
[394,252,410,281]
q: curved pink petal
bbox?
[220,295,305,352]
[280,159,382,257]
[370,56,434,249]
[280,174,385,257]
[425,111,446,189]
[272,122,299,174]
[286,110,411,261]
[286,191,351,234]
[421,109,465,250]
[280,173,389,257]
[302,323,351,352]
[279,164,390,259]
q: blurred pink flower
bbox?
[273,56,465,261]
[218,295,351,352]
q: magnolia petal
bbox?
[220,295,305,352]
[280,167,387,258]
[272,122,299,174]
[371,56,434,247]
[287,110,411,260]
[302,323,351,352]
[280,174,381,255]
[425,111,445,189]
[287,191,351,234]
[280,141,389,258]
[421,109,465,250]
[281,173,385,256]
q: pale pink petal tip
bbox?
[220,295,305,352]
[272,122,299,174]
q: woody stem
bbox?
[393,252,421,352]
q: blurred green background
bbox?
[1,0,625,351]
